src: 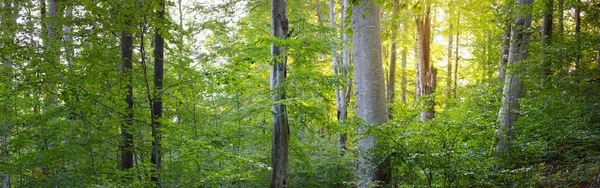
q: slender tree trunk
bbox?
[387,0,400,111]
[119,8,135,172]
[63,3,74,68]
[270,0,290,187]
[558,0,564,35]
[416,8,436,121]
[496,0,534,163]
[352,1,391,186]
[151,0,165,187]
[1,1,17,187]
[401,48,407,103]
[338,0,350,152]
[541,0,553,83]
[453,12,460,99]
[574,0,581,71]
[446,11,453,101]
[597,48,600,71]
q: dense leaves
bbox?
[0,0,599,187]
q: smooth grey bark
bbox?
[63,4,74,68]
[352,0,391,186]
[416,8,436,121]
[498,23,510,80]
[151,0,165,187]
[330,0,339,122]
[270,0,290,187]
[338,0,350,152]
[496,0,534,161]
[541,0,553,83]
[387,0,399,108]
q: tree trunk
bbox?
[1,1,17,187]
[496,0,534,162]
[558,0,563,35]
[498,23,510,80]
[401,48,407,103]
[338,0,350,152]
[453,12,460,99]
[541,0,553,83]
[416,8,436,121]
[63,3,74,68]
[119,9,135,172]
[352,0,391,186]
[387,0,399,109]
[151,0,165,187]
[574,0,581,71]
[47,0,61,63]
[270,0,290,187]
[597,48,600,71]
[446,15,453,101]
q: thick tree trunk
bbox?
[416,8,436,121]
[352,1,391,186]
[119,10,135,171]
[401,48,407,103]
[270,0,290,187]
[338,0,350,152]
[541,0,553,83]
[496,0,534,162]
[151,0,165,187]
[387,0,399,108]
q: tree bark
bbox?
[541,0,553,83]
[119,5,135,172]
[498,23,510,80]
[63,3,74,68]
[151,0,165,187]
[352,0,391,186]
[557,0,563,35]
[574,0,581,71]
[453,12,460,99]
[270,0,290,187]
[446,13,453,101]
[387,0,399,109]
[416,8,436,121]
[1,1,17,187]
[496,0,534,162]
[401,48,407,103]
[338,0,350,152]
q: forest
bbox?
[0,0,599,187]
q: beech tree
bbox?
[352,0,390,186]
[496,0,534,161]
[151,0,166,186]
[270,0,290,187]
[119,1,135,172]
